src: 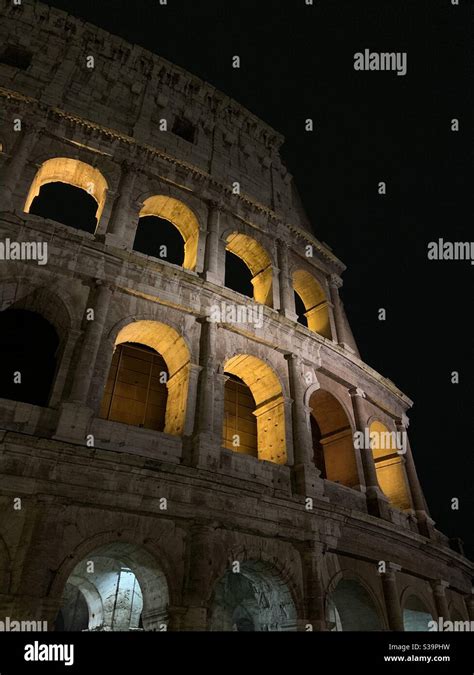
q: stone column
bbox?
[329,275,352,350]
[69,282,114,404]
[191,318,220,468]
[203,202,222,284]
[183,363,202,437]
[350,387,390,519]
[431,580,450,622]
[180,523,215,631]
[396,417,435,538]
[0,124,41,212]
[286,354,325,497]
[381,563,404,631]
[54,281,114,441]
[277,239,298,321]
[105,161,138,248]
[300,542,327,631]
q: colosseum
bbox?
[0,0,472,633]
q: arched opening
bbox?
[223,374,258,457]
[54,542,169,632]
[310,390,359,488]
[0,308,59,406]
[99,321,190,436]
[223,355,286,464]
[225,250,254,299]
[209,561,297,631]
[225,232,273,306]
[370,420,411,510]
[327,579,383,631]
[293,269,332,338]
[133,216,185,266]
[137,196,199,270]
[24,158,108,233]
[99,343,169,431]
[403,595,434,631]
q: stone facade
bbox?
[0,0,472,632]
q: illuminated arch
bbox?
[223,354,286,464]
[225,232,273,306]
[100,320,190,436]
[139,196,200,270]
[55,542,169,632]
[369,420,411,510]
[293,269,332,338]
[24,157,108,222]
[309,389,359,488]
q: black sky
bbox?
[40,0,473,555]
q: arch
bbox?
[225,232,273,306]
[54,542,169,632]
[403,594,434,631]
[309,389,359,488]
[223,354,287,464]
[0,308,59,406]
[293,269,332,338]
[24,157,108,227]
[209,559,297,631]
[369,420,411,510]
[327,577,384,631]
[99,320,190,436]
[223,374,258,458]
[139,196,200,270]
[99,342,169,432]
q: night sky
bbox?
[41,0,473,556]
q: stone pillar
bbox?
[183,363,202,437]
[349,387,390,519]
[381,563,404,631]
[191,318,220,468]
[54,282,114,441]
[300,542,327,631]
[277,239,297,321]
[105,161,138,248]
[69,282,114,404]
[0,124,41,212]
[286,354,325,497]
[203,202,222,285]
[431,580,450,622]
[180,523,215,631]
[329,275,352,350]
[396,417,435,538]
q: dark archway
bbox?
[294,291,308,327]
[224,250,254,298]
[29,182,98,233]
[0,308,59,406]
[133,216,185,266]
[99,342,169,431]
